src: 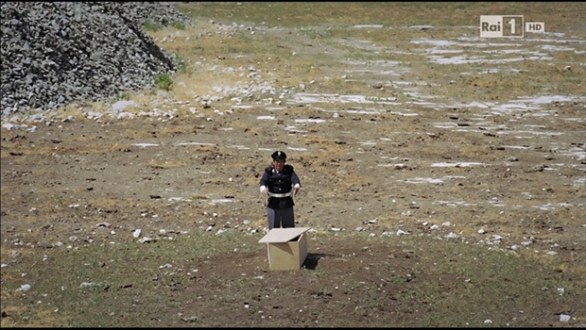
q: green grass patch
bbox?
[153,73,173,91]
[2,232,583,327]
[1,232,260,327]
[142,20,163,32]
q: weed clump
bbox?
[154,73,173,91]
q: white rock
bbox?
[445,232,459,239]
[111,100,139,113]
[138,237,155,243]
[18,284,32,292]
[2,123,19,130]
[396,229,409,236]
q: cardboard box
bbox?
[258,227,311,271]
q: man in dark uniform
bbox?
[259,151,301,229]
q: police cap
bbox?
[271,150,287,161]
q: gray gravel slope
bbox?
[1,2,192,116]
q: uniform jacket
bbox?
[259,164,300,209]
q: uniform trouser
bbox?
[266,206,295,229]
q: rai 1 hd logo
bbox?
[480,15,545,38]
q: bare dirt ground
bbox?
[1,2,585,327]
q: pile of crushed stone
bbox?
[1,2,192,116]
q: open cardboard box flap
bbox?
[258,227,311,243]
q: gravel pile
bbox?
[1,2,192,116]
